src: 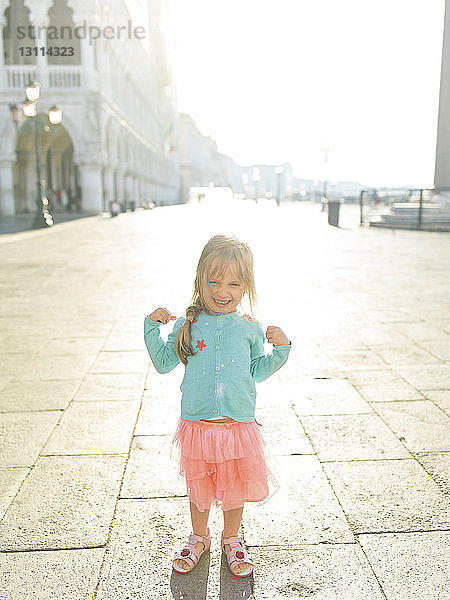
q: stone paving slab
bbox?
[36,336,105,357]
[345,369,425,402]
[73,372,145,401]
[14,354,95,382]
[0,376,12,393]
[256,403,313,456]
[348,324,411,348]
[300,414,411,461]
[41,400,140,455]
[0,455,125,551]
[313,331,372,351]
[121,435,185,498]
[324,349,390,370]
[279,353,341,380]
[102,330,144,351]
[358,531,449,600]
[370,343,442,366]
[0,411,60,467]
[136,391,180,436]
[0,467,28,520]
[323,458,450,533]
[391,322,450,342]
[144,366,184,397]
[1,334,49,354]
[88,350,148,374]
[372,400,450,452]
[0,353,34,378]
[0,547,105,600]
[416,339,450,361]
[243,455,355,545]
[95,497,224,600]
[413,451,450,493]
[0,380,79,411]
[0,319,113,339]
[392,364,450,390]
[249,544,385,599]
[422,389,450,414]
[283,377,372,415]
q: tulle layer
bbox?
[171,418,280,512]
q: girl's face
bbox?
[204,262,243,314]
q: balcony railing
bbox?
[5,65,82,89]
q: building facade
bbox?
[0,0,179,216]
[177,112,244,202]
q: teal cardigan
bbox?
[144,309,292,422]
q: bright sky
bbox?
[170,0,445,188]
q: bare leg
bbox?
[174,501,210,571]
[222,506,251,575]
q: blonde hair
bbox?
[176,234,257,365]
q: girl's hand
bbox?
[266,325,290,346]
[146,307,177,324]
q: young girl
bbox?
[144,234,292,577]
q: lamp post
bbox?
[321,147,330,201]
[10,80,63,228]
[252,167,260,203]
[275,165,283,206]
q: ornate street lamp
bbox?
[25,80,41,102]
[11,81,63,228]
[9,104,22,126]
[48,106,62,125]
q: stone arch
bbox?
[13,118,77,213]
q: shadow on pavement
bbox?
[0,212,97,234]
[219,552,254,600]
[168,551,254,599]
[169,551,210,599]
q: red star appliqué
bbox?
[196,339,206,350]
[192,318,198,323]
[243,314,253,321]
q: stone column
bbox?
[134,177,141,207]
[28,2,52,88]
[0,154,16,216]
[125,173,134,209]
[77,162,104,212]
[0,15,6,89]
[69,3,99,90]
[103,166,115,210]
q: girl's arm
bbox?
[250,322,292,383]
[144,316,185,373]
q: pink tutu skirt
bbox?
[171,417,280,512]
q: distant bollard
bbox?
[130,201,136,211]
[327,200,341,227]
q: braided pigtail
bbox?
[176,298,203,365]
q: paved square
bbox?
[0,201,448,599]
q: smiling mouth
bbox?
[213,299,231,306]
